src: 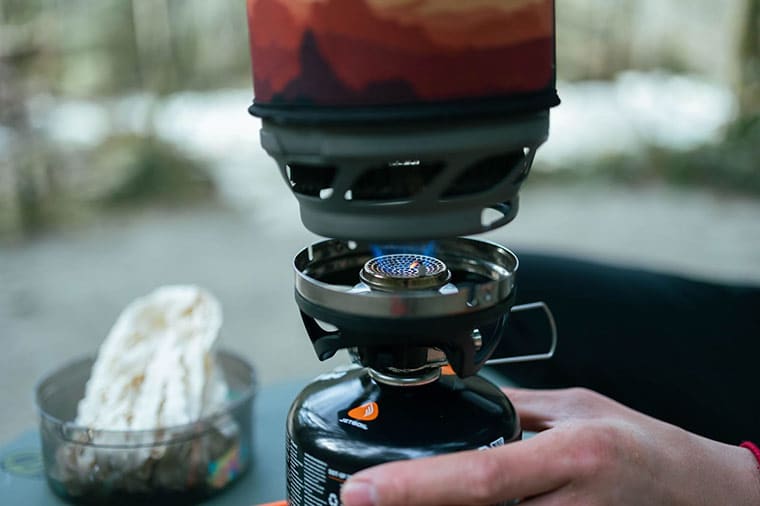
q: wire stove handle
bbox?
[485,301,557,366]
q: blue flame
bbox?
[370,241,437,259]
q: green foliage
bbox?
[660,115,760,193]
[92,135,215,206]
[533,114,760,196]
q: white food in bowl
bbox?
[76,285,229,431]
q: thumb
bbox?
[340,433,567,506]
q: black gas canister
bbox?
[286,366,520,506]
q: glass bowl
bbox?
[35,350,255,505]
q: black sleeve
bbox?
[493,251,760,445]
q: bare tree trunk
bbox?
[739,0,760,114]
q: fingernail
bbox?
[341,479,377,506]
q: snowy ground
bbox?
[19,70,738,189]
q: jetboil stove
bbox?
[246,1,560,504]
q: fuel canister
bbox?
[286,366,520,506]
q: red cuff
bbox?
[740,441,760,471]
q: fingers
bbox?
[341,432,570,506]
[519,489,578,506]
[502,386,626,432]
[501,387,591,431]
[501,387,563,431]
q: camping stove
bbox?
[245,0,560,504]
[293,238,547,377]
[284,239,555,505]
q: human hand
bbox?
[340,387,760,505]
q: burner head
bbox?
[361,254,451,291]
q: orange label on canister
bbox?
[441,364,456,376]
[348,402,379,422]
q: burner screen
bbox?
[361,254,450,291]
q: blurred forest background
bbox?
[0,0,758,238]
